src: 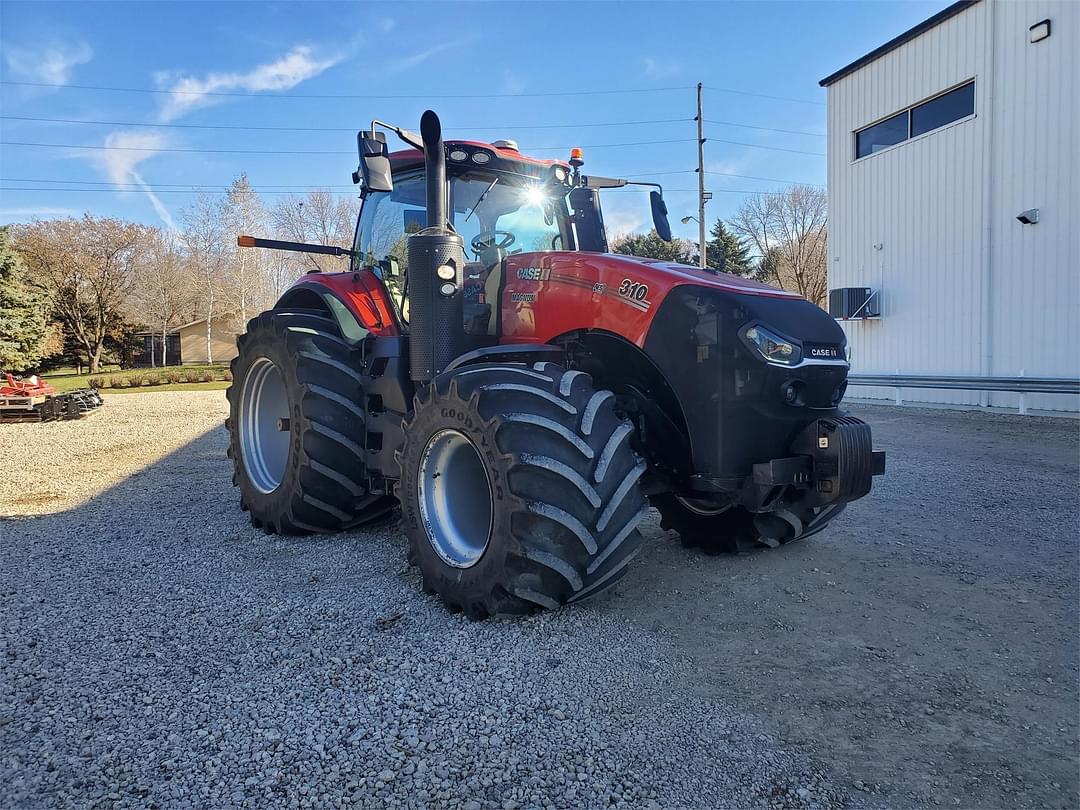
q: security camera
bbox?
[1017,208,1040,225]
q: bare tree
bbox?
[129,228,191,366]
[271,191,357,274]
[730,185,828,305]
[14,216,146,373]
[181,193,226,363]
[263,249,297,303]
[222,174,267,326]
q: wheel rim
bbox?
[675,495,733,517]
[239,357,291,494]
[418,428,493,568]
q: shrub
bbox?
[145,374,164,386]
[182,369,202,383]
[108,376,125,389]
[87,377,105,389]
[219,369,233,382]
[200,371,214,383]
[124,375,143,388]
[165,371,182,384]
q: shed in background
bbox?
[177,316,239,365]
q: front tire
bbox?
[226,310,395,535]
[397,362,649,618]
[653,494,845,553]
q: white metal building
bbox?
[821,0,1079,412]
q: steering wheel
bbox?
[471,230,516,254]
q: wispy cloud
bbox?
[601,197,649,240]
[375,42,462,79]
[502,70,526,95]
[642,57,681,80]
[156,44,342,121]
[706,155,755,183]
[0,206,81,221]
[92,131,177,231]
[3,41,93,85]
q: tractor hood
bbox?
[599,254,803,300]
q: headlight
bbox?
[743,325,802,365]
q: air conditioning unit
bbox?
[829,287,880,319]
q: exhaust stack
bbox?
[407,110,466,383]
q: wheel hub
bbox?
[239,357,290,494]
[418,428,493,568]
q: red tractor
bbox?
[228,111,884,617]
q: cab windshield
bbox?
[354,170,571,275]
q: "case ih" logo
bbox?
[516,267,550,281]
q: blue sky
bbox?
[0,0,947,241]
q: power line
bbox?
[2,113,822,138]
[705,118,824,137]
[0,184,792,197]
[6,115,691,132]
[1,177,358,189]
[704,137,824,157]
[1,140,351,156]
[1,138,824,158]
[3,79,825,106]
[0,79,694,100]
[705,171,823,187]
[0,139,696,157]
[0,186,363,196]
[703,84,824,106]
[3,171,822,191]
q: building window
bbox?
[854,80,975,158]
[910,82,975,136]
[855,111,909,158]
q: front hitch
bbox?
[737,416,885,543]
[747,416,886,510]
[791,416,886,505]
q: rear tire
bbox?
[397,362,649,618]
[226,310,395,535]
[653,494,845,553]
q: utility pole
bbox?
[696,82,707,269]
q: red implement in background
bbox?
[0,373,103,423]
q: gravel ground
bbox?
[1,392,1077,809]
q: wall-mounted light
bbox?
[1029,19,1051,43]
[1017,208,1040,225]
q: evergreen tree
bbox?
[705,219,752,276]
[0,226,49,372]
[611,230,696,264]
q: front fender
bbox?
[276,271,401,339]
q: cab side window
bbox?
[355,173,426,308]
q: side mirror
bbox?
[650,190,672,242]
[356,130,393,193]
[379,256,401,278]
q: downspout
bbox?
[978,1,996,407]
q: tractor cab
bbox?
[352,135,671,336]
[353,141,575,333]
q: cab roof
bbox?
[389,140,571,176]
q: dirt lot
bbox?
[2,392,1077,808]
